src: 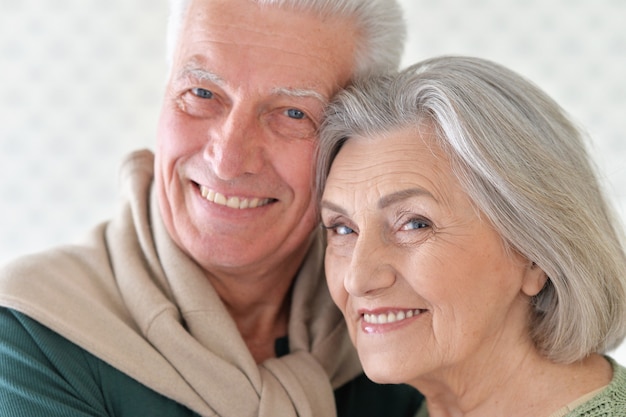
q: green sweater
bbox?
[0,309,423,416]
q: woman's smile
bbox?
[358,308,427,334]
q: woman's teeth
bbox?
[363,309,423,324]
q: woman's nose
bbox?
[344,231,396,297]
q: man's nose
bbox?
[344,231,396,298]
[203,106,265,180]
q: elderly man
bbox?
[0,0,422,416]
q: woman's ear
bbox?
[521,262,549,297]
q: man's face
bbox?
[155,0,357,276]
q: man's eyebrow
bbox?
[177,65,225,85]
[271,87,327,105]
[378,188,437,209]
[174,66,325,104]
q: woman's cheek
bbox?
[325,252,349,310]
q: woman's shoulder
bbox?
[566,356,626,416]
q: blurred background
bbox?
[1,0,625,359]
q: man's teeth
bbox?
[200,186,271,209]
[363,309,422,324]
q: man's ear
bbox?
[521,262,549,297]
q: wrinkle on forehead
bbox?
[171,0,358,110]
[323,129,463,212]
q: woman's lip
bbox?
[360,308,424,324]
[358,308,426,334]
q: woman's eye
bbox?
[323,223,354,236]
[191,87,214,99]
[286,108,306,119]
[402,218,429,231]
[336,225,354,235]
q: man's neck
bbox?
[206,253,306,363]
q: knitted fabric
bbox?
[561,357,626,417]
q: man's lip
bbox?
[196,183,276,209]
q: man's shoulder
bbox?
[0,308,198,417]
[119,148,155,181]
[0,223,136,353]
[0,227,114,308]
[0,148,154,292]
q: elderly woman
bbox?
[316,56,626,416]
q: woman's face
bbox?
[320,126,545,387]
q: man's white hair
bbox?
[165,0,406,77]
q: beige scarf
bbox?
[0,150,362,417]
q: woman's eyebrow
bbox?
[321,187,436,214]
[378,188,437,209]
[320,200,348,215]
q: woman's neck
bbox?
[414,351,612,417]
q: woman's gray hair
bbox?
[166,0,406,76]
[317,55,626,363]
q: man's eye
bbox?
[191,87,214,99]
[286,108,306,119]
[266,107,316,140]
